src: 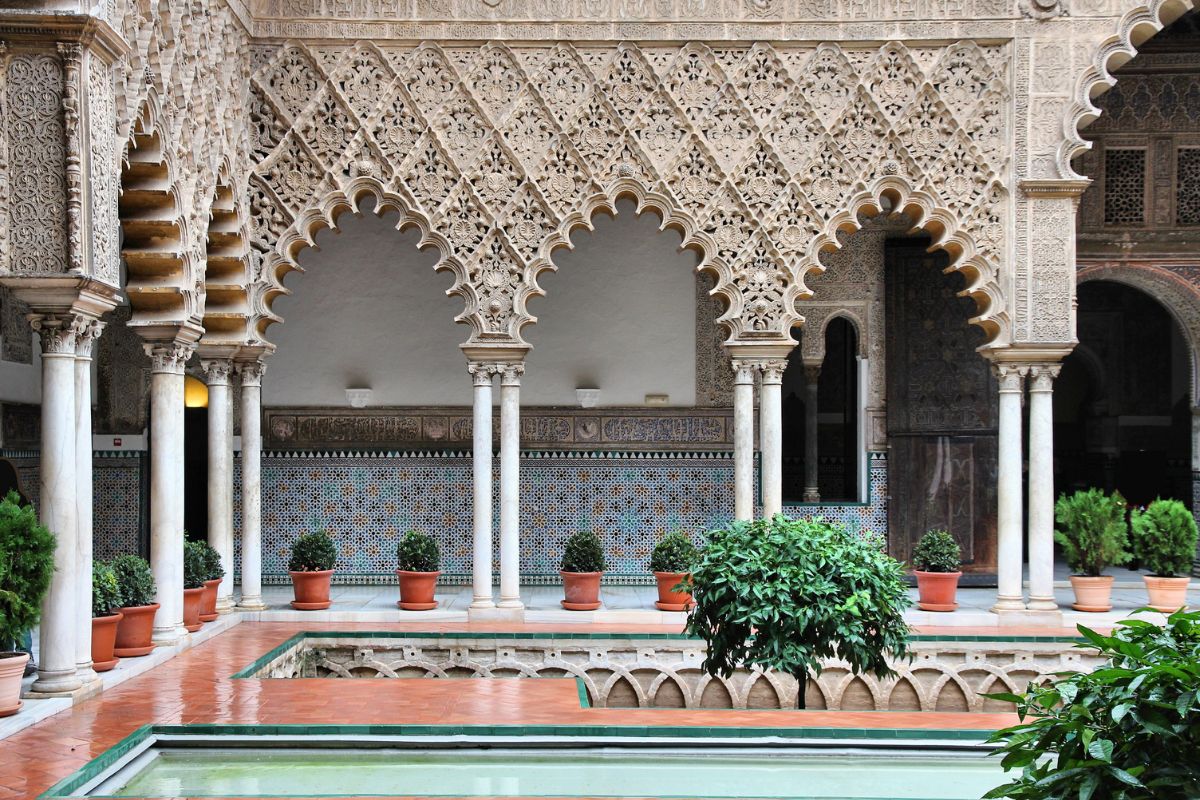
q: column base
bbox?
[469,597,495,611]
[26,672,101,700]
[237,597,267,612]
[29,668,83,695]
[469,605,525,622]
[74,663,98,686]
[802,489,821,503]
[1026,597,1059,612]
[497,598,525,610]
[151,624,189,647]
[215,597,236,614]
[996,608,1065,627]
[990,596,1026,613]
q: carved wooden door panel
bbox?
[885,241,998,576]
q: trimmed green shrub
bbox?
[397,530,440,572]
[686,516,911,709]
[649,531,699,573]
[561,530,606,573]
[111,554,156,608]
[92,561,123,618]
[911,529,962,573]
[0,491,56,651]
[288,530,338,572]
[198,541,225,582]
[183,541,207,590]
[1130,498,1198,578]
[985,610,1200,799]
[1054,489,1130,577]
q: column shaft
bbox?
[73,320,103,682]
[760,361,786,518]
[148,344,191,644]
[803,364,821,503]
[203,361,235,613]
[237,362,266,611]
[993,364,1027,612]
[1027,365,1061,611]
[498,365,523,609]
[30,316,81,693]
[470,365,495,609]
[732,362,756,521]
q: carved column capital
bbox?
[146,342,196,374]
[1027,363,1062,392]
[992,363,1029,393]
[28,313,79,356]
[757,359,789,385]
[71,316,105,359]
[803,363,822,383]
[731,360,757,385]
[468,362,503,386]
[201,358,236,385]
[500,363,524,386]
[236,360,267,387]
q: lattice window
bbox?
[1177,148,1200,226]
[1104,148,1146,226]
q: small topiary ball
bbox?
[92,561,124,618]
[396,530,440,573]
[561,530,606,573]
[911,529,962,573]
[110,554,156,608]
[289,530,338,572]
[183,540,208,590]
[649,530,699,574]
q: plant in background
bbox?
[1054,489,1130,576]
[92,561,124,618]
[289,530,338,572]
[0,491,55,652]
[198,541,225,582]
[1130,498,1198,577]
[650,531,699,574]
[397,530,440,572]
[110,554,156,608]
[911,529,961,573]
[686,516,911,709]
[561,530,606,573]
[183,541,208,590]
[984,610,1200,799]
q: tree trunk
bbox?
[795,673,807,709]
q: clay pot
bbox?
[653,571,693,611]
[199,578,222,622]
[396,570,440,610]
[183,587,205,632]
[561,571,603,611]
[915,570,962,612]
[91,612,123,672]
[1144,575,1190,613]
[114,603,160,657]
[0,651,29,718]
[1069,575,1114,612]
[289,569,334,610]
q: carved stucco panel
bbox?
[87,54,121,286]
[1026,196,1077,344]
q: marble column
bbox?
[470,363,496,609]
[732,360,756,521]
[992,364,1028,612]
[202,359,235,614]
[148,342,193,645]
[28,315,82,694]
[498,364,524,610]
[1027,364,1061,612]
[73,318,105,684]
[759,360,787,518]
[237,361,266,611]
[803,364,821,503]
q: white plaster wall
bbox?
[265,200,698,407]
[0,348,40,405]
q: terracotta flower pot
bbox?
[1144,575,1190,613]
[653,571,693,611]
[290,569,334,610]
[396,570,440,610]
[183,587,204,632]
[561,571,603,610]
[199,578,222,622]
[91,612,123,672]
[1069,575,1114,612]
[114,603,161,657]
[915,570,962,612]
[0,651,29,718]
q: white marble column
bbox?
[498,364,523,610]
[759,360,787,518]
[73,318,104,684]
[28,315,82,694]
[803,363,821,503]
[993,364,1028,612]
[1027,364,1061,612]
[202,359,235,614]
[237,361,266,611]
[732,360,756,521]
[148,342,193,645]
[469,364,496,609]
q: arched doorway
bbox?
[1055,281,1192,508]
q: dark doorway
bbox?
[183,375,208,543]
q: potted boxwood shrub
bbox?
[197,541,225,622]
[686,516,911,708]
[560,530,606,611]
[1054,488,1130,612]
[112,554,159,657]
[0,491,55,717]
[396,530,440,610]
[91,560,124,672]
[1131,498,1198,612]
[911,529,962,612]
[289,529,338,610]
[649,531,698,611]
[182,540,207,632]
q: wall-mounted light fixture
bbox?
[576,388,600,408]
[346,388,373,408]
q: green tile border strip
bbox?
[40,722,996,799]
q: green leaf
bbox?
[1087,738,1113,763]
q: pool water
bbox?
[100,747,1005,799]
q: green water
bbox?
[105,748,1005,799]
